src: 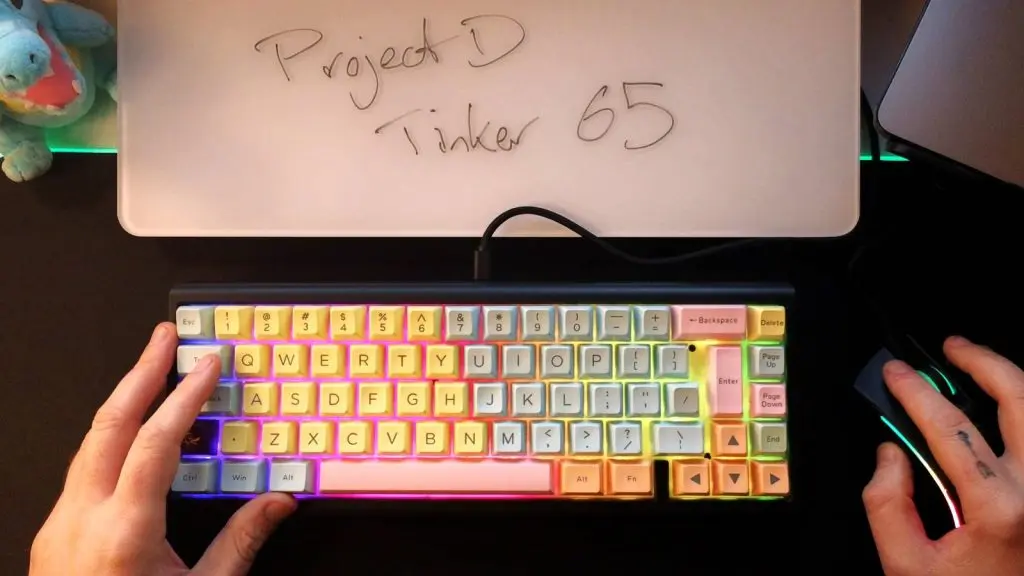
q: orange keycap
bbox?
[561,461,603,494]
[672,460,709,495]
[672,305,747,340]
[608,461,653,495]
[712,422,747,456]
[712,460,749,495]
[752,461,790,495]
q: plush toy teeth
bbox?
[72,80,80,94]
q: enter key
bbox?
[707,346,743,417]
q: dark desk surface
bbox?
[1,155,1020,575]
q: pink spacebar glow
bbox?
[320,460,554,493]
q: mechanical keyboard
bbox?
[169,284,791,502]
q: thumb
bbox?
[862,443,933,572]
[192,492,296,576]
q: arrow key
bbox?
[712,461,749,495]
[712,422,747,456]
[672,460,709,496]
[752,461,790,495]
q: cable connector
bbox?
[473,248,491,281]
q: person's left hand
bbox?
[29,322,296,575]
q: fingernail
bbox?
[152,324,171,343]
[264,497,296,523]
[947,335,969,347]
[197,354,218,371]
[883,360,913,376]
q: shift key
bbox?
[708,346,743,416]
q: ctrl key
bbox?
[171,460,218,494]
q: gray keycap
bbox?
[484,306,517,340]
[269,460,315,493]
[493,422,526,454]
[177,345,233,378]
[609,421,643,455]
[502,345,535,378]
[596,306,631,340]
[588,383,623,416]
[626,383,661,416]
[541,345,574,378]
[221,460,267,493]
[171,460,217,493]
[634,306,671,340]
[550,382,583,417]
[750,346,786,379]
[665,383,700,416]
[617,345,651,378]
[176,306,215,339]
[531,421,564,454]
[201,383,240,415]
[465,345,498,378]
[653,422,704,455]
[579,344,612,378]
[655,345,690,378]
[512,383,545,416]
[569,421,603,454]
[558,306,593,341]
[521,306,555,340]
[446,306,479,340]
[473,383,507,416]
[752,422,788,455]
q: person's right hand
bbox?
[863,336,1024,575]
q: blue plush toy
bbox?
[0,0,116,182]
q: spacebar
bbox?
[319,460,554,494]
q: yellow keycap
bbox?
[369,306,403,340]
[434,382,468,417]
[262,421,298,454]
[454,421,487,455]
[416,421,450,455]
[319,383,354,416]
[408,306,442,341]
[235,344,271,378]
[215,306,254,339]
[281,382,316,415]
[273,344,309,377]
[293,306,328,339]
[221,421,259,454]
[254,306,292,339]
[388,344,422,378]
[359,382,393,416]
[300,421,334,454]
[426,345,459,379]
[397,382,431,416]
[338,421,372,454]
[242,382,278,416]
[377,421,411,454]
[310,344,346,378]
[350,345,384,378]
[330,306,365,340]
[747,306,786,341]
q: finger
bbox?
[884,360,1011,505]
[67,323,177,497]
[115,352,220,504]
[944,336,1024,454]
[192,493,296,576]
[862,443,934,572]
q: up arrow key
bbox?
[727,436,739,446]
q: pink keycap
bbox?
[708,346,743,416]
[672,306,747,340]
[751,384,787,417]
[320,459,554,494]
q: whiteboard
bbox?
[117,0,861,238]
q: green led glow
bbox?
[880,415,962,528]
[918,370,956,395]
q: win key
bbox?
[181,419,219,455]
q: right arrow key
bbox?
[752,461,790,495]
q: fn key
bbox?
[180,419,219,455]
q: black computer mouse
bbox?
[853,332,989,530]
